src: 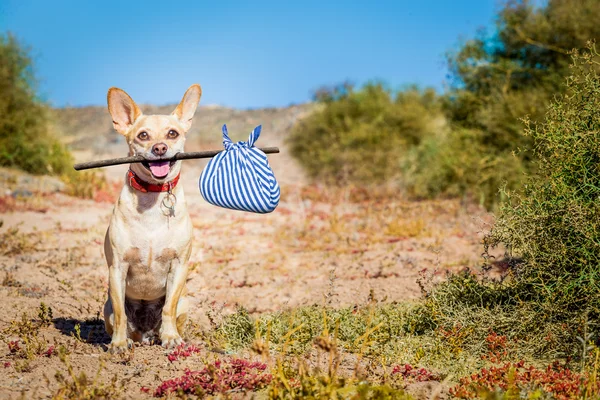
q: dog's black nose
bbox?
[152,143,168,156]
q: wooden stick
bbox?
[73,147,280,171]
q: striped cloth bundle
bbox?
[199,124,280,213]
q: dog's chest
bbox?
[112,187,191,300]
[123,243,175,300]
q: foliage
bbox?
[2,304,56,373]
[0,33,72,175]
[268,362,410,399]
[447,0,600,148]
[442,0,600,206]
[214,306,255,350]
[391,363,440,383]
[386,46,600,397]
[401,128,525,206]
[250,302,432,355]
[166,343,202,362]
[483,44,600,346]
[420,270,576,361]
[267,328,413,400]
[288,83,443,185]
[61,170,117,202]
[208,301,481,381]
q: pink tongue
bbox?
[149,161,170,177]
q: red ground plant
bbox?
[7,340,20,353]
[391,363,440,383]
[167,343,202,362]
[482,332,509,363]
[451,360,600,399]
[153,358,272,397]
[43,345,56,357]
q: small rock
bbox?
[11,188,33,198]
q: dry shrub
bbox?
[50,348,122,400]
[0,226,40,256]
[62,171,117,202]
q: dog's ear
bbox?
[172,84,202,131]
[107,87,143,135]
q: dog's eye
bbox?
[167,130,179,139]
[137,132,149,140]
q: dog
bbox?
[102,84,201,353]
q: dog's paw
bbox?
[108,338,132,354]
[161,333,184,349]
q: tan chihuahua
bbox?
[103,84,201,353]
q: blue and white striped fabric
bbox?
[199,125,280,213]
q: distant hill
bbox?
[51,103,315,185]
[52,103,314,157]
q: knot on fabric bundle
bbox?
[222,124,260,151]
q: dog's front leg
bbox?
[160,257,188,348]
[107,263,130,353]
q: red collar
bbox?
[127,169,180,193]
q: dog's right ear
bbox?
[107,87,143,135]
[172,84,202,131]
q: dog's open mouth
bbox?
[141,160,176,179]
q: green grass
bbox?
[205,301,495,380]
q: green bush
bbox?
[447,0,600,151]
[288,83,443,185]
[289,81,526,208]
[424,45,600,360]
[402,128,525,206]
[486,44,600,322]
[0,33,72,175]
[424,0,600,206]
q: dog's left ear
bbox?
[172,84,202,131]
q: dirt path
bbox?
[0,181,491,398]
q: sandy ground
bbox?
[0,108,495,398]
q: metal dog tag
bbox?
[162,192,177,217]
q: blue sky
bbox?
[1,0,499,109]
